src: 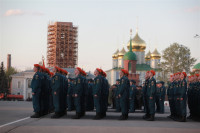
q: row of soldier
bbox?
[31,64,110,119]
[167,73,200,122]
[111,78,165,114]
[31,64,200,121]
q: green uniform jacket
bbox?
[93,75,103,96]
[147,77,156,97]
[31,72,42,93]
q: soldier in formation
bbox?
[186,74,200,121]
[155,81,165,113]
[118,69,130,120]
[31,64,200,121]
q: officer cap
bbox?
[150,70,155,76]
[121,69,129,76]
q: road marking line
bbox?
[0,117,30,128]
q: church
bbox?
[106,30,162,85]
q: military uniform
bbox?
[60,74,68,114]
[160,84,165,113]
[43,72,51,115]
[93,75,103,119]
[174,80,180,120]
[115,84,121,112]
[142,79,149,116]
[67,80,74,111]
[31,71,42,118]
[146,76,156,121]
[193,81,200,120]
[102,76,109,117]
[85,80,94,111]
[155,84,161,113]
[119,75,130,120]
[111,85,117,109]
[129,84,136,113]
[167,81,175,118]
[155,82,165,113]
[72,74,85,119]
[51,72,64,118]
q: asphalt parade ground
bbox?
[0,101,200,133]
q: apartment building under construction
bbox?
[47,22,78,68]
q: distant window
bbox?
[18,81,21,89]
[28,79,31,88]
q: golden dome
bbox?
[151,48,161,59]
[112,49,119,59]
[145,50,151,60]
[127,32,146,52]
[118,47,126,57]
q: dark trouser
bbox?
[112,97,116,109]
[44,91,50,113]
[120,97,129,115]
[102,94,108,113]
[53,91,61,113]
[94,96,101,113]
[180,98,187,117]
[59,90,66,113]
[32,92,41,113]
[116,98,121,112]
[74,96,81,113]
[160,99,164,113]
[155,95,160,112]
[175,98,180,117]
[49,94,54,111]
[143,95,147,113]
[85,95,94,111]
[129,98,135,112]
[187,94,192,116]
[81,95,85,114]
[198,93,200,118]
[67,95,73,111]
[168,97,175,116]
[147,96,155,115]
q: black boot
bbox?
[146,114,155,121]
[119,114,127,120]
[143,114,150,120]
[187,115,192,119]
[30,112,41,118]
[167,114,172,118]
[101,112,106,118]
[51,112,62,119]
[81,111,85,117]
[125,114,128,119]
[72,112,81,119]
[93,113,101,120]
[179,116,186,122]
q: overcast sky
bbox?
[0,0,199,72]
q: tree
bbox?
[160,43,196,75]
[0,62,9,94]
[6,67,18,89]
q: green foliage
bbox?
[0,62,9,94]
[160,43,196,74]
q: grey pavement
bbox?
[0,101,200,133]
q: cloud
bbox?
[185,6,200,13]
[4,9,24,16]
[31,11,45,16]
[3,9,45,17]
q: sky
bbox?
[0,0,200,72]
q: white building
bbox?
[106,30,162,85]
